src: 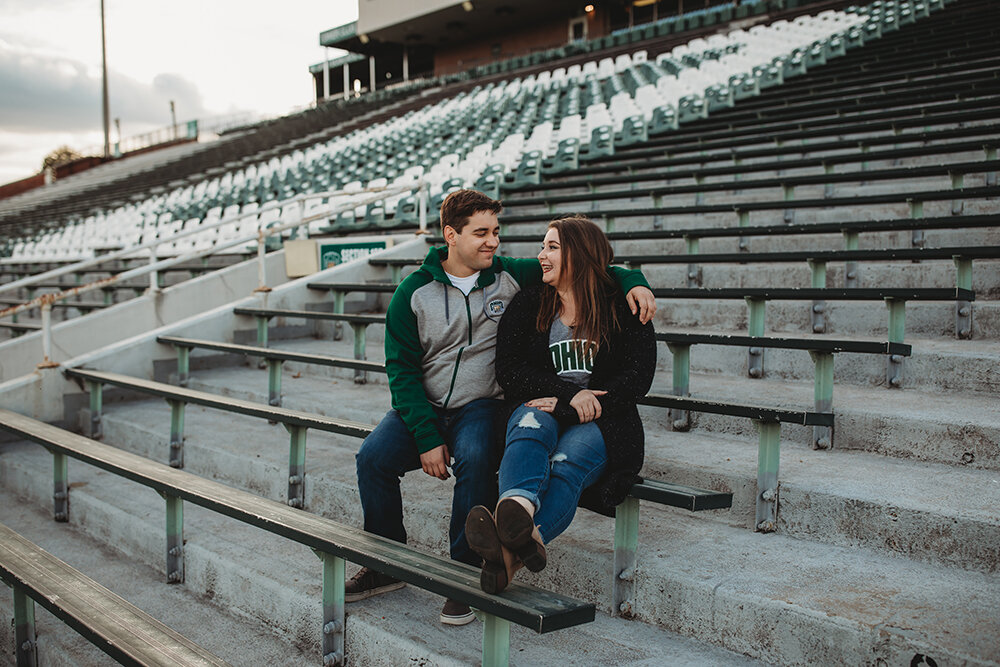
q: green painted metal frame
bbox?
[782,183,795,223]
[163,492,184,584]
[267,359,283,407]
[808,259,827,334]
[843,231,860,287]
[951,172,965,215]
[810,351,835,449]
[987,146,998,186]
[167,399,186,468]
[53,452,68,522]
[332,290,346,340]
[350,323,368,384]
[910,199,924,250]
[13,585,37,667]
[954,257,973,339]
[255,315,269,347]
[175,345,191,387]
[285,425,308,508]
[746,297,766,378]
[482,614,512,667]
[665,342,691,430]
[885,298,906,387]
[87,380,103,440]
[684,235,702,287]
[755,420,781,533]
[315,551,345,666]
[611,496,639,619]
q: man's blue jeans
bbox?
[356,398,501,567]
[498,404,607,544]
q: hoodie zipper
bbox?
[442,292,475,408]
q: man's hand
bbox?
[420,444,451,480]
[524,396,558,412]
[626,286,657,324]
[569,389,607,423]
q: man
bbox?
[348,189,656,625]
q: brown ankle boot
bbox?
[495,497,547,573]
[465,505,523,594]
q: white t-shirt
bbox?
[445,270,480,296]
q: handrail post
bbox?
[163,492,184,584]
[315,551,346,666]
[167,399,186,468]
[148,245,160,294]
[665,342,690,430]
[482,614,511,667]
[13,585,38,667]
[87,381,103,440]
[53,452,69,522]
[611,496,639,618]
[810,351,835,449]
[885,297,906,387]
[755,420,781,533]
[285,425,308,508]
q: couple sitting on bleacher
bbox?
[347,189,656,625]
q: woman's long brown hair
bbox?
[535,216,620,347]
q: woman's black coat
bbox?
[494,284,657,516]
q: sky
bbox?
[0,0,358,184]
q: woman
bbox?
[465,215,656,593]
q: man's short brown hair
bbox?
[439,189,503,234]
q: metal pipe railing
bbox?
[2,181,425,364]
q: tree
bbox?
[41,146,84,171]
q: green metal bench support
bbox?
[782,183,795,223]
[737,209,750,251]
[611,496,639,618]
[987,146,998,187]
[351,323,369,384]
[482,615,512,667]
[286,425,308,509]
[951,172,964,215]
[755,420,781,533]
[268,359,283,406]
[685,236,701,287]
[53,452,68,522]
[163,492,184,583]
[746,297,766,378]
[843,231,860,287]
[168,399,186,468]
[315,551,346,666]
[332,290,346,340]
[885,298,906,387]
[808,259,827,333]
[176,345,191,387]
[87,380,102,440]
[910,199,924,249]
[666,342,691,430]
[810,351,835,449]
[256,315,269,347]
[955,256,973,338]
[13,585,37,667]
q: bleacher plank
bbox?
[0,522,231,667]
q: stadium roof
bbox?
[320,0,587,56]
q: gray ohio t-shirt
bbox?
[548,317,597,388]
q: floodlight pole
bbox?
[100,0,111,159]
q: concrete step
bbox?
[0,440,766,667]
[100,360,1000,564]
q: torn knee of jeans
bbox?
[517,410,543,429]
[550,452,568,463]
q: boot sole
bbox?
[495,499,547,573]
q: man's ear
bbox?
[443,225,457,246]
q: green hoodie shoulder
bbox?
[383,245,649,454]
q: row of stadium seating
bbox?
[2,1,918,266]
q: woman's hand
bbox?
[524,397,558,412]
[569,389,607,423]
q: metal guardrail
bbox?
[0,181,427,366]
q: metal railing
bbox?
[1,181,427,366]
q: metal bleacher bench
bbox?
[0,521,231,667]
[59,364,732,626]
[0,409,592,666]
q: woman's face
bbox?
[538,228,564,288]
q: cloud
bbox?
[0,41,209,135]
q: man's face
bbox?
[444,210,500,275]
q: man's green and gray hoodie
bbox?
[385,245,650,455]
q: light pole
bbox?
[100,0,111,159]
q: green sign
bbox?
[320,241,388,269]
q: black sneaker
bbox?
[440,598,476,626]
[344,567,405,602]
